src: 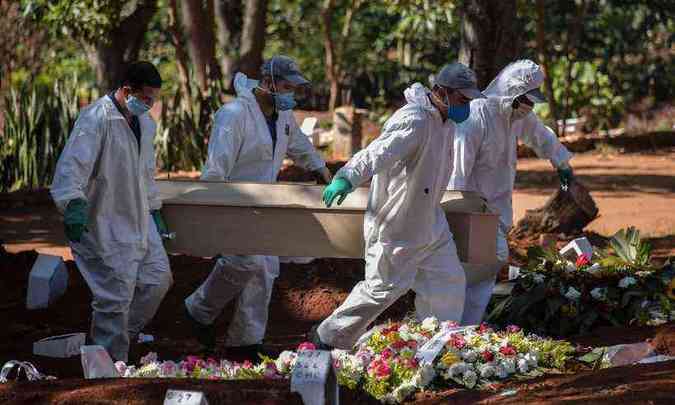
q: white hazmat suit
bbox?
[51,95,173,362]
[185,73,326,346]
[317,83,466,350]
[449,60,572,325]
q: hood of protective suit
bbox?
[483,59,544,98]
[403,82,436,112]
[233,72,260,101]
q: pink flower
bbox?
[242,360,254,369]
[159,361,178,377]
[449,334,466,349]
[114,361,127,376]
[369,359,391,379]
[406,340,418,350]
[441,320,459,329]
[297,342,316,351]
[381,348,394,360]
[140,352,158,365]
[405,357,419,369]
[499,345,517,356]
[576,254,591,268]
[505,325,521,333]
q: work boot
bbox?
[184,305,216,351]
[308,325,334,351]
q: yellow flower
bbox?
[561,304,578,317]
[667,278,675,300]
[440,351,461,367]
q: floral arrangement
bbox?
[331,318,573,403]
[488,227,675,336]
[117,320,573,404]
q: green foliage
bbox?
[1,76,90,191]
[488,230,674,337]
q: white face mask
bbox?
[511,103,533,121]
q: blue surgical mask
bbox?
[273,92,296,111]
[447,103,470,123]
[126,96,151,116]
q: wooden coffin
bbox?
[158,180,500,267]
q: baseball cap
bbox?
[434,63,485,99]
[261,55,310,86]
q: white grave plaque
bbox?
[559,237,593,260]
[164,390,208,405]
[26,254,68,309]
[290,350,339,405]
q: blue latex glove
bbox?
[151,210,169,235]
[322,178,353,208]
[64,198,88,242]
[557,167,574,191]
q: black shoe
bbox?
[308,325,334,351]
[184,305,216,351]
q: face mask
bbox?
[273,92,297,111]
[447,103,471,123]
[126,96,151,116]
[511,103,533,121]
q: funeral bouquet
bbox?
[332,318,574,403]
[488,227,675,336]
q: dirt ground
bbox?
[1,149,674,404]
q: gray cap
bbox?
[261,55,310,86]
[434,63,485,99]
[525,88,546,103]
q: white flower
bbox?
[461,349,478,363]
[399,325,413,341]
[524,352,538,368]
[421,317,439,332]
[275,350,297,374]
[114,361,127,376]
[446,361,469,378]
[532,274,546,284]
[478,363,496,378]
[501,358,516,374]
[590,287,608,301]
[564,286,581,300]
[517,358,529,373]
[391,382,417,403]
[618,276,637,288]
[462,369,478,388]
[565,262,576,272]
[123,365,137,378]
[413,363,436,387]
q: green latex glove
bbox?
[557,167,574,191]
[64,198,88,243]
[322,177,353,208]
[151,210,169,235]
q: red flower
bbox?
[391,340,407,350]
[576,254,591,268]
[450,334,466,349]
[407,340,418,350]
[481,351,494,362]
[499,345,517,356]
[406,357,419,369]
[368,359,391,379]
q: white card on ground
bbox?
[164,389,208,405]
[290,350,339,405]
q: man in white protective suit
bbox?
[449,59,575,325]
[311,63,485,350]
[184,55,332,357]
[51,62,173,362]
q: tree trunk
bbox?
[459,0,520,88]
[89,0,158,92]
[215,0,243,88]
[511,181,599,238]
[536,0,559,134]
[181,0,219,95]
[238,0,268,78]
[321,0,340,110]
[168,0,193,108]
